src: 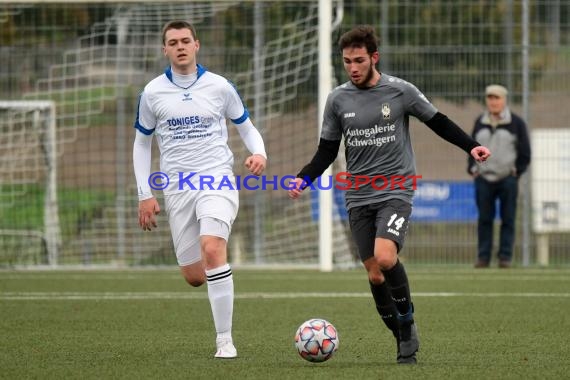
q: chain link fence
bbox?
[1,1,568,267]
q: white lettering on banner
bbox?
[415,183,450,201]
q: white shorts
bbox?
[165,188,239,266]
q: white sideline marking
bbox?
[1,291,570,300]
[2,272,570,282]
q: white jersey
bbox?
[134,64,250,194]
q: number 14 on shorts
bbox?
[387,213,406,236]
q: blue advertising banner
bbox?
[310,181,478,222]
[412,181,477,222]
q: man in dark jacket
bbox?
[468,84,531,268]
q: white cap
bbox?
[485,84,508,98]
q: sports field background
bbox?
[1,267,569,379]
[2,1,569,268]
[2,3,569,378]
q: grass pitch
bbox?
[1,267,569,379]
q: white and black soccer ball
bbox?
[294,318,339,362]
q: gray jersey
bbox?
[321,74,438,209]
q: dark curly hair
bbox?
[338,25,380,54]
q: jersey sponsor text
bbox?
[347,134,396,147]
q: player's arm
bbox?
[133,130,154,201]
[424,112,490,162]
[234,118,267,176]
[225,80,267,176]
[133,130,160,231]
[467,119,480,176]
[288,138,341,199]
[289,91,341,198]
[133,91,160,231]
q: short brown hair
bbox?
[161,20,197,45]
[338,25,379,54]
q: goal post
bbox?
[0,101,61,266]
[318,0,333,272]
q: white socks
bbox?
[206,264,234,340]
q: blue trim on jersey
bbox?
[164,64,207,89]
[134,120,155,135]
[232,109,250,124]
[133,92,155,135]
[196,64,207,78]
[227,79,250,124]
[165,66,173,82]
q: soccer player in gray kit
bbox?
[288,25,490,364]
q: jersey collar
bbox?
[164,64,207,88]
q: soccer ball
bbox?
[294,318,339,362]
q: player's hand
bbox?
[471,146,491,162]
[245,154,266,176]
[138,197,160,231]
[288,177,307,200]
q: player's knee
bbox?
[187,279,204,287]
[180,264,206,287]
[201,237,225,259]
[183,274,205,287]
[374,254,397,271]
[368,270,385,284]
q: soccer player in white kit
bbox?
[132,20,267,359]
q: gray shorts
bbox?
[348,199,412,261]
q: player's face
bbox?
[342,47,379,88]
[485,94,506,116]
[163,28,200,74]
